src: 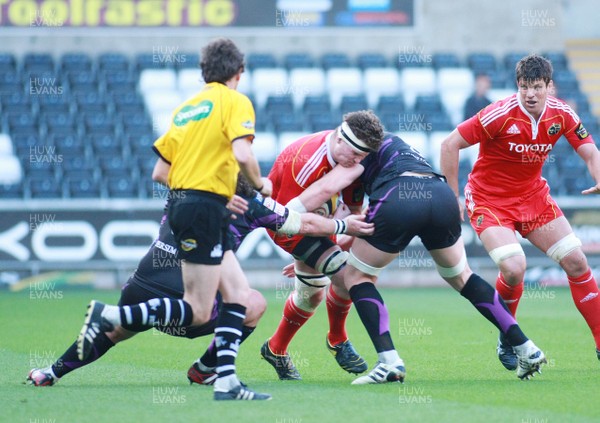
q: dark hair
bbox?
[515,54,553,85]
[235,173,256,198]
[343,110,384,152]
[200,38,245,84]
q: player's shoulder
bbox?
[545,95,580,122]
[477,94,519,126]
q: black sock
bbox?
[214,303,246,378]
[201,325,255,368]
[52,331,115,378]
[349,282,395,353]
[119,298,193,332]
[460,273,528,346]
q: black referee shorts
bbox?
[364,176,462,253]
[167,190,233,265]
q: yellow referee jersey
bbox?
[153,82,255,198]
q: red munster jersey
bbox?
[268,130,363,208]
[458,94,595,197]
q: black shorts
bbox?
[364,176,461,253]
[167,190,233,265]
[118,276,219,339]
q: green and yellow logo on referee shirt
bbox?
[173,100,213,126]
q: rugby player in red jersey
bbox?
[441,54,600,369]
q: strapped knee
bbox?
[346,249,383,276]
[293,270,330,312]
[316,249,349,275]
[436,250,467,278]
[546,233,582,263]
[489,243,525,265]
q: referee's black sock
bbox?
[349,282,395,353]
[51,331,115,378]
[460,273,528,346]
[214,303,246,385]
[200,325,254,369]
[119,298,193,332]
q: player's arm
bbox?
[576,143,600,194]
[440,129,471,199]
[151,157,170,185]
[287,164,365,213]
[297,212,373,237]
[232,136,272,197]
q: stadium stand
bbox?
[0,50,597,199]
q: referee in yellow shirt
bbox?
[77,39,272,401]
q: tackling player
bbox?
[260,110,384,380]
[344,133,546,384]
[27,176,374,387]
[441,54,600,369]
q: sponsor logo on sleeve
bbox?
[575,123,589,140]
[241,120,254,129]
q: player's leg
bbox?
[261,258,328,380]
[212,250,270,400]
[428,236,546,380]
[28,279,150,386]
[189,289,267,385]
[343,238,405,384]
[527,216,600,358]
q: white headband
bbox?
[339,121,371,153]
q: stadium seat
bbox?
[340,94,368,115]
[98,53,129,72]
[553,70,579,94]
[251,68,289,109]
[265,95,295,116]
[399,68,437,109]
[65,175,101,198]
[357,53,388,69]
[135,53,162,71]
[284,53,315,69]
[29,175,62,198]
[396,132,428,159]
[309,112,339,132]
[326,68,363,109]
[253,132,279,164]
[0,183,23,198]
[61,53,92,73]
[0,134,14,155]
[177,68,204,98]
[176,52,200,69]
[139,69,178,92]
[143,90,182,115]
[363,68,401,109]
[105,174,139,198]
[288,68,326,108]
[237,71,252,96]
[23,53,54,72]
[377,95,405,115]
[0,53,16,73]
[246,53,277,70]
[278,131,306,151]
[414,94,444,114]
[437,68,475,126]
[432,53,461,69]
[542,51,568,71]
[303,95,331,115]
[321,53,351,70]
[466,53,497,73]
[503,52,529,72]
[272,112,304,134]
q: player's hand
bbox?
[258,177,273,197]
[282,262,295,278]
[226,195,248,218]
[336,234,354,252]
[581,183,600,195]
[343,214,374,236]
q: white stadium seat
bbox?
[0,155,22,185]
[326,68,363,109]
[400,68,437,109]
[278,131,305,152]
[251,68,289,109]
[237,70,252,96]
[253,132,278,162]
[396,132,429,161]
[488,88,514,102]
[139,69,177,92]
[0,134,14,155]
[437,68,475,126]
[288,68,326,108]
[143,90,183,115]
[428,131,449,171]
[363,68,401,108]
[177,68,204,92]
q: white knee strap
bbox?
[293,271,330,312]
[489,243,525,265]
[436,251,467,278]
[317,249,349,275]
[546,233,582,263]
[346,249,383,276]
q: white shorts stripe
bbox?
[163,298,171,325]
[226,310,246,319]
[123,306,133,325]
[178,300,185,323]
[217,350,238,357]
[216,364,236,373]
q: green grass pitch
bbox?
[1,287,599,422]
